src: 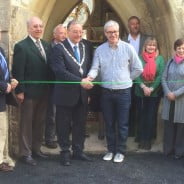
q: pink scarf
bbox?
[174,54,184,64]
[142,52,157,81]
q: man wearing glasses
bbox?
[87,20,143,163]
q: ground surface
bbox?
[0,152,184,184]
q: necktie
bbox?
[35,40,46,61]
[0,52,9,81]
[73,46,80,63]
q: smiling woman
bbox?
[162,38,184,159]
[134,37,165,150]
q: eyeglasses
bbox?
[106,31,119,35]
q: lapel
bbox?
[26,36,46,61]
[139,34,145,54]
[63,39,84,63]
[63,39,75,58]
[78,42,83,63]
[41,40,48,54]
[0,65,4,80]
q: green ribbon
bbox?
[19,80,184,84]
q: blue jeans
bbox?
[101,88,131,154]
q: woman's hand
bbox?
[143,86,152,96]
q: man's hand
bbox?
[6,83,12,94]
[167,92,176,101]
[86,76,94,82]
[81,78,94,89]
[11,78,19,90]
[16,93,24,103]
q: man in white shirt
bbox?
[125,16,149,140]
[87,20,142,163]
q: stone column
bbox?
[0,1,20,157]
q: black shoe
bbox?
[138,141,144,149]
[144,142,151,150]
[21,156,37,166]
[61,151,71,166]
[62,158,71,166]
[174,155,183,160]
[73,152,92,162]
[98,135,105,140]
[85,133,90,138]
[45,141,57,149]
[32,151,48,159]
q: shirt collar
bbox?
[29,35,41,43]
[108,39,121,49]
[67,38,79,49]
[128,33,140,41]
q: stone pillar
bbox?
[0,1,19,157]
[0,0,10,55]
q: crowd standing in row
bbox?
[0,15,184,171]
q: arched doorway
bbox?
[8,0,184,155]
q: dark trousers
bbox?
[128,84,137,136]
[19,95,47,156]
[45,87,56,143]
[163,102,184,156]
[56,100,87,153]
[136,96,160,142]
[101,88,131,154]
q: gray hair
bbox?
[53,24,65,33]
[26,16,43,28]
[67,20,81,30]
[104,20,119,32]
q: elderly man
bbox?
[12,17,49,166]
[49,20,92,166]
[45,24,67,149]
[87,20,143,163]
[52,24,67,46]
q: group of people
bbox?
[0,15,184,171]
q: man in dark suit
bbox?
[45,24,67,149]
[124,16,149,140]
[49,20,93,166]
[125,16,148,55]
[12,17,49,166]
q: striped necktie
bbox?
[35,40,47,61]
[0,52,9,81]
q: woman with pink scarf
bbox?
[135,37,165,150]
[162,38,184,159]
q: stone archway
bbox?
[8,0,184,59]
[3,0,184,155]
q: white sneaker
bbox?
[113,153,124,163]
[103,152,114,161]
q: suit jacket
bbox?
[12,36,49,99]
[124,33,149,55]
[49,39,92,106]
